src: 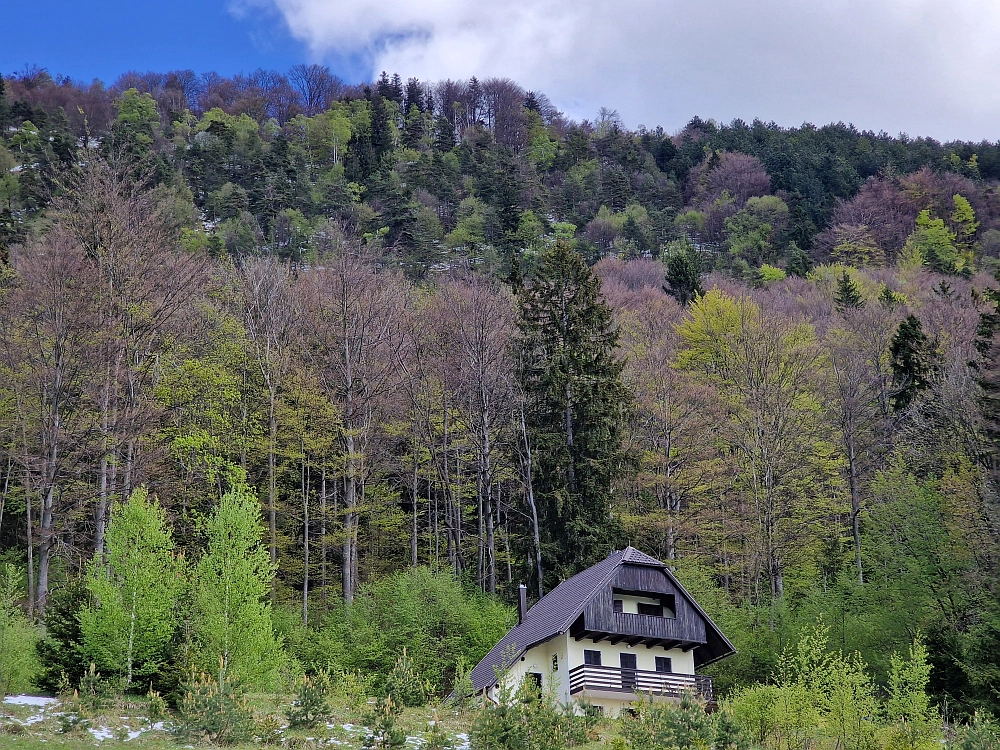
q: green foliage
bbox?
[363,697,407,749]
[76,662,111,713]
[175,671,256,745]
[890,315,935,411]
[192,482,283,688]
[904,209,971,275]
[383,647,429,707]
[0,564,40,695]
[79,488,182,688]
[664,238,705,305]
[424,712,456,750]
[620,691,719,750]
[835,270,865,310]
[954,713,1000,750]
[35,581,89,693]
[307,568,512,697]
[517,240,629,587]
[287,674,333,728]
[470,675,589,750]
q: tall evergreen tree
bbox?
[834,270,864,311]
[664,239,704,306]
[517,240,629,589]
[890,315,934,412]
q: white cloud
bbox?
[249,0,1000,140]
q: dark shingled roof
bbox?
[467,547,735,692]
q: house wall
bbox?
[491,634,697,717]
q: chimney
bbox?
[518,584,528,624]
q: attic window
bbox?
[613,599,623,613]
[584,649,602,666]
[637,602,663,617]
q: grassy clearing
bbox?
[0,692,485,749]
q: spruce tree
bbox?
[890,315,935,412]
[834,270,864,311]
[517,240,628,589]
[664,239,704,305]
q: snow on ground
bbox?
[3,695,58,707]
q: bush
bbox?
[174,672,255,745]
[621,692,716,750]
[362,697,406,749]
[314,567,513,697]
[470,675,589,750]
[0,564,41,695]
[384,647,429,707]
[954,713,1000,750]
[35,580,89,693]
[287,674,333,729]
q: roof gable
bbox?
[467,547,735,692]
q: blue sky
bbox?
[4,0,1000,141]
[0,0,365,86]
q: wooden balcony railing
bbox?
[568,664,713,702]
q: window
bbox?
[655,656,672,673]
[551,654,559,672]
[584,649,602,666]
[613,599,623,613]
[527,672,542,690]
[637,602,663,617]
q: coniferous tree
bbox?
[517,240,629,589]
[834,270,864,311]
[890,315,934,412]
[664,239,704,305]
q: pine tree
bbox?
[517,240,629,589]
[834,270,864,311]
[79,488,182,688]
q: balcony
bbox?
[568,664,714,703]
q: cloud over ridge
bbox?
[253,0,1000,140]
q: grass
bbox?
[0,691,479,749]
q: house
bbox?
[468,547,735,716]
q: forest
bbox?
[0,62,999,748]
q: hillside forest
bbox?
[0,64,999,730]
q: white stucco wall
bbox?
[490,634,698,716]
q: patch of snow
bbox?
[3,695,58,706]
[454,732,471,750]
[89,726,115,741]
[341,723,355,731]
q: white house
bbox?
[468,547,735,716]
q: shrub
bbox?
[384,647,429,707]
[621,691,715,750]
[470,674,587,750]
[424,711,455,750]
[0,564,40,695]
[174,672,255,745]
[287,674,333,729]
[954,713,1000,750]
[362,697,407,749]
[321,567,513,697]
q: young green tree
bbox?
[890,315,935,412]
[79,488,182,688]
[0,564,40,695]
[517,240,629,588]
[193,481,283,687]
